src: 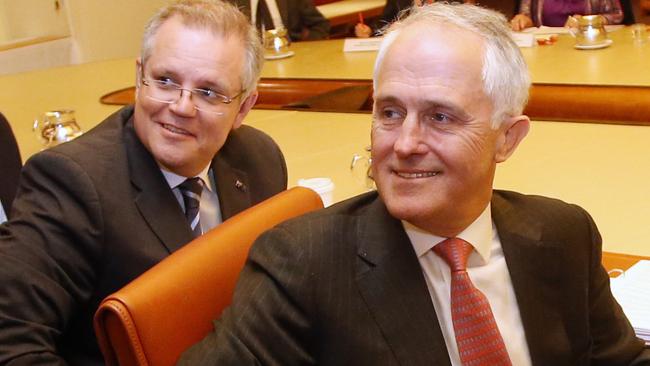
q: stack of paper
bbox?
[511,32,535,48]
[610,260,650,345]
[343,37,382,52]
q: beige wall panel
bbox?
[64,0,168,63]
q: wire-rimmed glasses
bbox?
[139,74,244,115]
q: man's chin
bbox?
[383,198,425,221]
[155,154,192,175]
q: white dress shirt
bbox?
[404,204,533,366]
[0,201,6,224]
[161,166,222,235]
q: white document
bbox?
[521,26,569,35]
[343,37,382,52]
[610,260,650,344]
[511,32,535,47]
[518,25,622,36]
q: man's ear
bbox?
[232,90,258,130]
[495,115,530,163]
[135,58,142,93]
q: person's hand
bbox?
[355,23,372,38]
[510,14,533,31]
[565,14,583,28]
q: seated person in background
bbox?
[231,0,331,40]
[511,0,623,30]
[355,0,413,37]
[179,3,650,365]
[0,0,287,364]
[355,0,475,38]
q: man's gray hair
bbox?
[141,0,263,100]
[374,3,530,127]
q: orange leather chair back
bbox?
[93,187,323,366]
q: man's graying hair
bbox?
[141,0,263,101]
[374,3,531,127]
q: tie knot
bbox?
[179,177,203,210]
[433,237,473,272]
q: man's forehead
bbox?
[378,23,485,81]
[390,21,484,53]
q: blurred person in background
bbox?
[232,0,331,40]
[511,0,623,30]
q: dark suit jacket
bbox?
[372,0,412,34]
[233,0,331,41]
[179,190,650,365]
[0,106,287,366]
[0,112,22,217]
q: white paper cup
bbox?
[297,177,335,207]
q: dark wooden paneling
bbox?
[527,84,650,126]
[100,79,650,126]
[256,79,372,112]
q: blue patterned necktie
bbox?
[178,177,203,238]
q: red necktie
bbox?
[433,238,512,366]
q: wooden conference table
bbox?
[6,96,650,262]
[260,26,650,85]
[258,27,650,125]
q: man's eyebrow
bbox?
[374,95,473,121]
[147,67,177,78]
[373,94,399,104]
[197,80,228,93]
[422,100,473,121]
[148,68,230,91]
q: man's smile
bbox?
[394,170,439,179]
[160,122,193,136]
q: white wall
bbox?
[0,0,71,43]
[64,0,169,64]
[0,0,169,75]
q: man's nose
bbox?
[394,116,426,156]
[169,89,198,117]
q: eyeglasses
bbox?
[140,76,244,114]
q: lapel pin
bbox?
[235,179,247,192]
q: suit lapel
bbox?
[212,152,251,220]
[492,192,573,365]
[124,118,193,253]
[355,197,452,366]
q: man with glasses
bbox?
[0,1,286,365]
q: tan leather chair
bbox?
[93,187,324,366]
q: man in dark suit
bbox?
[0,1,286,365]
[179,3,650,365]
[232,0,330,41]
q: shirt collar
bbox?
[404,203,493,264]
[160,165,212,192]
